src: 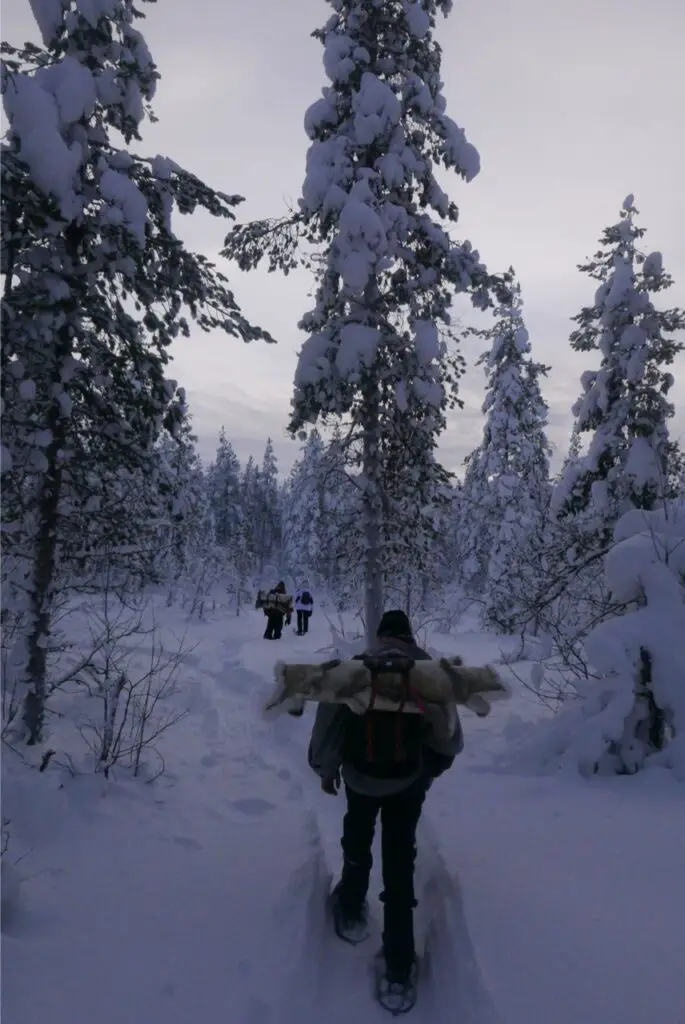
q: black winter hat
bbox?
[376,609,413,639]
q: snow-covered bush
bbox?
[515,503,685,780]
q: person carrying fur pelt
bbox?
[307,609,463,1008]
[262,582,292,640]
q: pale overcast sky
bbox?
[5,0,685,474]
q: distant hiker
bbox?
[307,609,463,1011]
[294,581,314,636]
[261,582,293,641]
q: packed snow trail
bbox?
[272,811,502,1024]
[4,606,685,1024]
[238,623,504,1024]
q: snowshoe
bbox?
[373,951,418,1016]
[329,887,370,945]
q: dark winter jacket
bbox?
[308,636,464,797]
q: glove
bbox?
[321,769,341,795]
[286,616,292,626]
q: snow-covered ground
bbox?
[3,600,684,1024]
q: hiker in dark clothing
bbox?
[308,609,463,1005]
[262,582,292,640]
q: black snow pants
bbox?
[338,778,427,974]
[296,609,312,635]
[264,612,284,639]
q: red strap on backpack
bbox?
[393,677,424,761]
[365,666,424,763]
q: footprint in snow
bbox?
[230,798,275,817]
[201,707,220,740]
[200,753,223,768]
[246,996,272,1024]
[172,835,202,850]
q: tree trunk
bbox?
[635,646,666,753]
[22,225,80,745]
[362,386,384,645]
[23,414,66,744]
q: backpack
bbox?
[342,651,424,779]
[300,589,313,606]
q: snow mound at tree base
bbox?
[497,503,685,782]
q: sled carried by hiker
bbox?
[264,609,509,1015]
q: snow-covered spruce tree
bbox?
[206,428,244,550]
[284,421,452,618]
[380,429,453,617]
[284,425,366,611]
[556,426,582,484]
[527,198,685,683]
[155,426,219,615]
[206,432,271,606]
[153,404,212,589]
[457,435,494,596]
[438,478,464,581]
[49,400,204,590]
[224,0,509,639]
[254,439,282,574]
[238,456,260,571]
[530,503,685,779]
[282,430,328,578]
[553,196,684,550]
[1,2,271,743]
[458,284,552,631]
[424,480,473,633]
[318,431,366,612]
[237,454,280,580]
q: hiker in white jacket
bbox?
[294,581,314,636]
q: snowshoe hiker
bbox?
[307,609,464,1011]
[262,582,293,640]
[295,581,314,635]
